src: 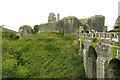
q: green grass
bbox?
[2,32,85,78]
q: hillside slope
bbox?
[0,27,17,40]
[2,32,85,78]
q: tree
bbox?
[33,25,39,34]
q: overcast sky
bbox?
[0,0,120,31]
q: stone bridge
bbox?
[79,32,120,78]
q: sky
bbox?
[0,0,120,32]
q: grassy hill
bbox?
[1,27,17,35]
[2,32,85,78]
[0,27,17,40]
[2,27,17,33]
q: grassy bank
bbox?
[2,32,85,78]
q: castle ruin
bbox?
[19,13,107,37]
[38,13,107,36]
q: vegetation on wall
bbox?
[111,45,118,59]
[90,37,103,48]
[91,42,97,48]
[80,37,84,49]
[80,37,84,45]
[109,28,120,32]
[90,37,97,43]
[80,37,84,46]
[90,37,97,48]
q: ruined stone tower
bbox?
[118,1,120,16]
[113,2,120,29]
[48,12,56,23]
[57,13,60,21]
[114,16,120,29]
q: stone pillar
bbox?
[83,49,87,77]
[57,13,59,21]
[97,57,108,79]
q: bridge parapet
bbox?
[79,32,120,44]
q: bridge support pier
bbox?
[83,46,97,78]
[96,57,108,78]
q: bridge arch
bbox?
[108,58,120,78]
[85,45,97,78]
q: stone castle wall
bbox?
[38,15,106,36]
[79,15,106,32]
[38,16,81,36]
[90,15,105,32]
[19,14,106,37]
